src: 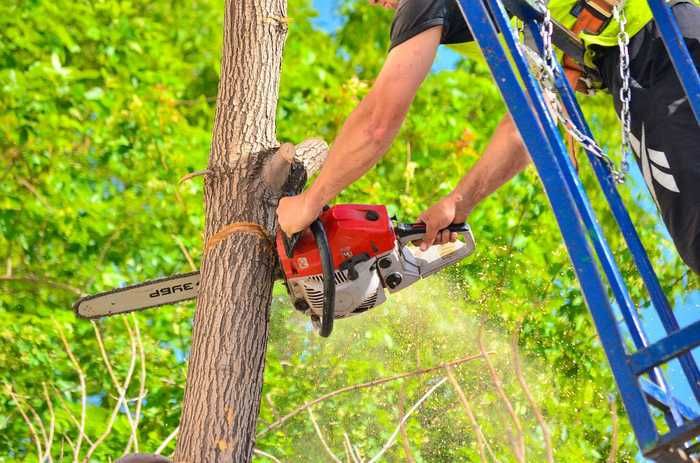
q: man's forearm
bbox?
[301,26,442,211]
[452,113,530,217]
[305,91,401,208]
[276,27,442,238]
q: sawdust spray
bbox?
[264,276,553,462]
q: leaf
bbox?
[50,52,69,77]
[84,87,104,100]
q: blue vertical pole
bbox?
[543,40,700,405]
[454,0,659,449]
[482,0,682,427]
[646,0,700,122]
[486,0,657,368]
[494,10,686,422]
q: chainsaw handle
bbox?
[282,231,304,258]
[310,219,335,338]
[282,205,331,258]
[396,222,471,245]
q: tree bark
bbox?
[173,1,326,461]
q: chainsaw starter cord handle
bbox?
[310,219,335,337]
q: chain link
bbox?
[523,44,625,179]
[541,1,556,73]
[526,0,630,183]
[614,2,632,179]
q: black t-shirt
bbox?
[389,0,473,50]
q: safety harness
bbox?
[563,0,622,92]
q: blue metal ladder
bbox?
[453,0,700,460]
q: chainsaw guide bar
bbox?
[73,271,200,319]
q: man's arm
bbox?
[417,113,530,249]
[276,26,442,236]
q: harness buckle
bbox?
[569,0,617,36]
[581,0,614,20]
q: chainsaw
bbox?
[74,204,475,337]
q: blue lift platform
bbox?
[453,0,700,460]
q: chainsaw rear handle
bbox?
[310,220,335,337]
[395,222,471,245]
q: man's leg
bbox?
[601,2,700,274]
[640,2,700,274]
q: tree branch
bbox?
[156,427,179,455]
[344,433,363,463]
[257,352,491,437]
[42,383,56,463]
[0,274,82,296]
[343,434,357,463]
[178,169,211,185]
[86,227,124,289]
[56,323,88,461]
[91,319,140,455]
[173,235,197,271]
[253,448,282,463]
[511,323,554,463]
[18,177,54,212]
[122,318,141,454]
[24,394,49,459]
[129,314,147,453]
[308,408,342,463]
[63,434,76,458]
[607,396,619,463]
[478,322,526,463]
[82,382,130,462]
[51,386,94,448]
[6,384,44,461]
[83,319,141,462]
[59,437,65,462]
[264,393,281,421]
[367,377,448,463]
[293,138,328,177]
[444,366,496,463]
[262,138,328,194]
[397,384,415,463]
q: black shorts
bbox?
[594,1,700,274]
[389,0,472,50]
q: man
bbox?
[276,0,700,274]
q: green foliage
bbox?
[1,0,697,462]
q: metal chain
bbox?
[541,1,556,73]
[526,0,628,183]
[614,2,632,179]
[524,45,625,178]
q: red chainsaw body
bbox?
[276,204,396,279]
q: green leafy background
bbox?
[1,0,697,461]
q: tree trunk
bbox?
[173,1,326,461]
